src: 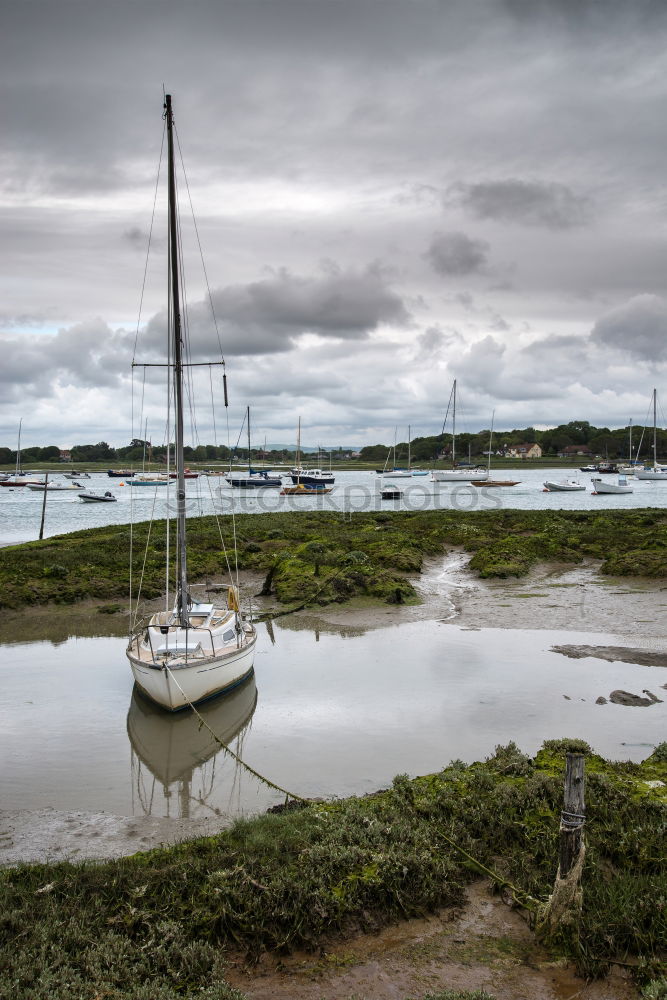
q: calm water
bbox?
[1,467,667,544]
[1,620,664,821]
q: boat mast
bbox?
[653,388,657,468]
[487,411,495,473]
[165,94,189,625]
[452,379,457,468]
[247,405,251,475]
[16,418,22,477]
[628,418,632,464]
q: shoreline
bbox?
[1,554,666,867]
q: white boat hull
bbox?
[591,478,633,494]
[635,468,667,480]
[127,629,257,711]
[432,469,488,482]
[543,480,585,492]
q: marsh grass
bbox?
[1,742,664,999]
[1,508,666,610]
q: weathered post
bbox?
[536,751,586,938]
[560,752,586,877]
[38,472,49,540]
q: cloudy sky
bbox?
[3,0,667,451]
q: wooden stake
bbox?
[38,472,49,540]
[560,752,586,877]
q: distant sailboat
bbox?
[227,407,282,488]
[432,380,488,482]
[635,389,667,480]
[470,411,520,487]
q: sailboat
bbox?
[0,419,43,487]
[227,407,282,488]
[470,412,520,487]
[289,426,335,485]
[126,95,257,712]
[635,389,667,480]
[383,427,412,477]
[431,380,488,482]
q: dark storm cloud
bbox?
[425,232,490,277]
[144,264,410,357]
[591,294,667,361]
[450,181,592,230]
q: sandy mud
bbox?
[225,881,638,1000]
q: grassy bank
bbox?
[1,508,666,611]
[1,740,665,999]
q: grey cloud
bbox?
[450,180,592,230]
[590,294,667,360]
[144,264,410,357]
[416,326,463,355]
[425,232,490,276]
[0,320,133,404]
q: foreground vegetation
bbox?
[1,508,666,611]
[1,740,665,999]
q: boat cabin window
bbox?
[223,629,235,641]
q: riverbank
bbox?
[1,741,664,1000]
[2,508,666,611]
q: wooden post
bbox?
[536,751,586,938]
[38,472,49,540]
[559,752,586,877]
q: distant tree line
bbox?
[2,419,666,466]
[360,419,667,463]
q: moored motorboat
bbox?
[543,479,585,492]
[108,469,136,477]
[591,476,633,494]
[381,485,402,499]
[79,490,117,502]
[25,481,83,491]
[290,467,335,485]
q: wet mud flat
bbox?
[284,552,667,640]
[226,882,638,1000]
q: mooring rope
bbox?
[165,665,308,803]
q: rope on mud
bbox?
[165,666,308,803]
[432,830,542,915]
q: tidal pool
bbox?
[1,620,664,823]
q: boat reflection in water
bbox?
[126,676,258,819]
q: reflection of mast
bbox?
[127,676,257,818]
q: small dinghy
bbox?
[381,485,402,500]
[543,479,586,492]
[78,490,117,503]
